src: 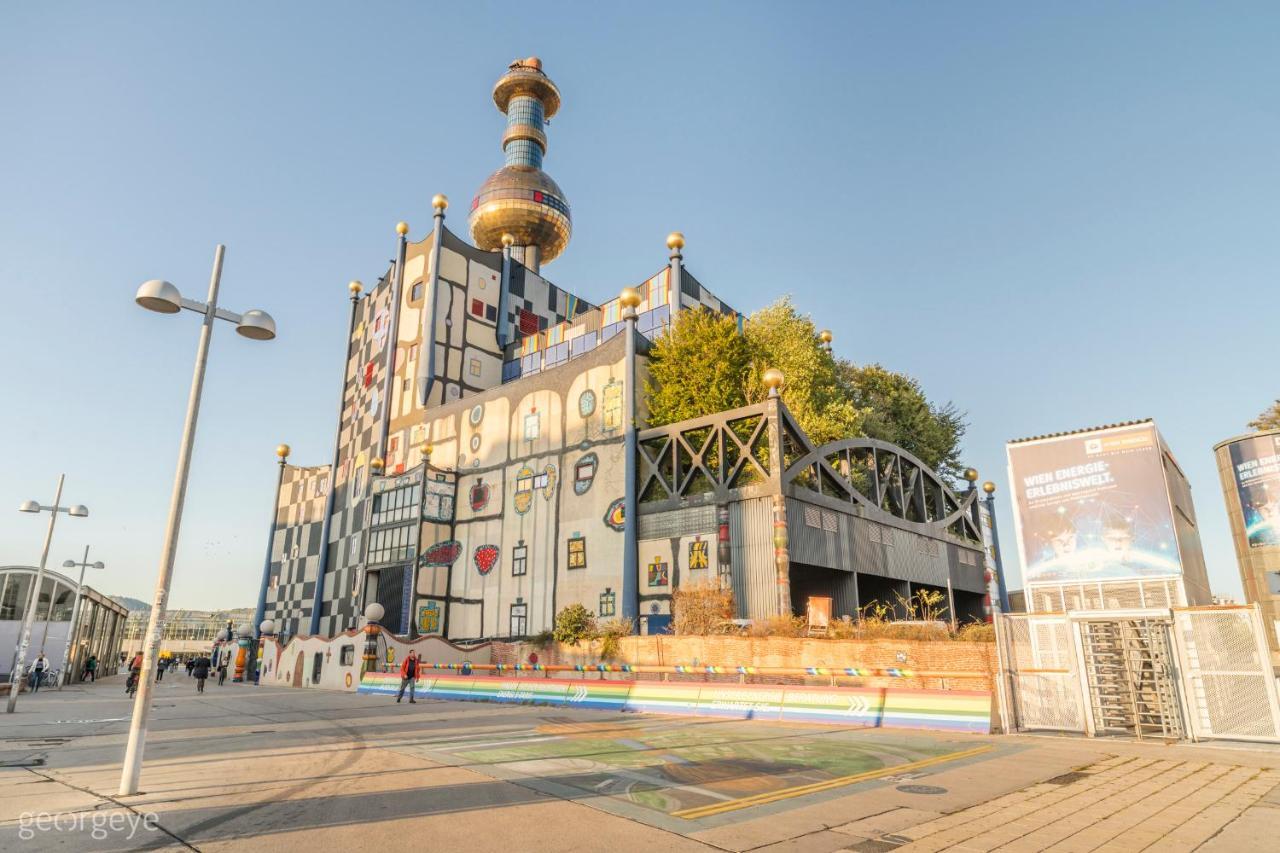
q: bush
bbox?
[552,604,596,646]
[595,617,634,660]
[673,583,736,635]
[527,630,555,651]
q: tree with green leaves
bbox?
[1250,401,1280,431]
[645,297,966,481]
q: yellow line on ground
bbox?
[671,744,995,820]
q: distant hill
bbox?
[111,596,151,612]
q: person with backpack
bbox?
[83,655,98,682]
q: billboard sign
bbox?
[1226,433,1280,549]
[1008,423,1182,584]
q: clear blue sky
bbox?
[2,3,1275,609]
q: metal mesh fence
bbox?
[1174,607,1280,742]
[999,614,1086,733]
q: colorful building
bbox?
[258,58,989,644]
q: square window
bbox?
[471,298,485,317]
[485,304,497,322]
[567,536,586,570]
[524,413,540,441]
[340,645,355,666]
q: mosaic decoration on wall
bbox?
[573,453,597,495]
[470,434,481,452]
[514,465,535,514]
[474,544,500,576]
[419,539,462,567]
[647,557,669,587]
[542,464,558,499]
[599,588,616,617]
[602,380,623,431]
[567,535,587,569]
[418,601,441,633]
[423,480,455,523]
[689,537,709,570]
[469,480,490,511]
[469,404,484,425]
[604,498,625,531]
[578,389,596,418]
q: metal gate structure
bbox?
[997,604,1280,744]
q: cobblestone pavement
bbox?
[837,755,1280,852]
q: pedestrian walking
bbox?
[217,659,228,686]
[396,650,420,704]
[83,654,98,682]
[30,653,48,692]
[193,655,210,694]
[155,657,166,682]
[186,659,194,678]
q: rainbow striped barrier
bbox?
[357,672,991,733]
[411,662,987,680]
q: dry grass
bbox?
[673,583,736,635]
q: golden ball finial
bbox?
[276,444,290,460]
[501,233,516,248]
[666,231,685,251]
[963,467,979,482]
[369,456,384,473]
[762,368,785,392]
[819,329,833,344]
[983,480,996,494]
[396,221,409,236]
[348,280,363,295]
[432,193,448,211]
[618,286,642,309]
[526,56,542,70]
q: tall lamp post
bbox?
[618,285,641,625]
[58,547,105,689]
[7,477,89,712]
[982,481,1012,613]
[119,244,277,797]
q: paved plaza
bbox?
[1,676,1278,851]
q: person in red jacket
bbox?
[396,651,420,704]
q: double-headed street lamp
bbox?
[7,476,89,713]
[119,244,277,797]
[58,547,105,689]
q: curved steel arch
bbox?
[784,437,980,541]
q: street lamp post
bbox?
[6,476,89,712]
[58,547,105,689]
[618,286,642,625]
[119,244,277,797]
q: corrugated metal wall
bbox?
[729,497,781,619]
[785,497,985,593]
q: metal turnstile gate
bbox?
[1077,617,1183,740]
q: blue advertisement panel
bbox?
[1227,434,1280,549]
[1008,423,1181,584]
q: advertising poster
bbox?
[1008,424,1181,583]
[1227,433,1280,548]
